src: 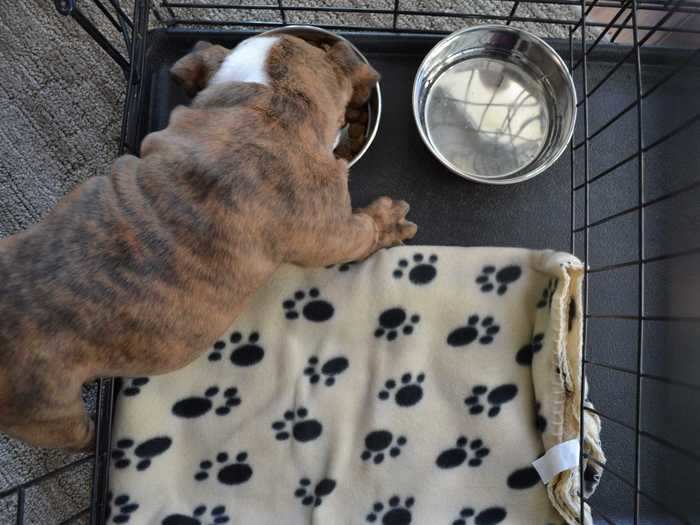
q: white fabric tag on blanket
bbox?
[532,439,580,484]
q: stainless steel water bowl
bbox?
[262,25,381,167]
[413,25,576,184]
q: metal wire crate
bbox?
[1,0,699,523]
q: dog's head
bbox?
[171,35,379,143]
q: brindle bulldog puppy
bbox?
[0,35,416,451]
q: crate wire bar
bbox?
[0,0,698,523]
[151,0,700,33]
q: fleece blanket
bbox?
[108,246,604,525]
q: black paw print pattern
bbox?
[447,315,500,348]
[507,466,541,490]
[534,401,548,433]
[106,492,139,523]
[476,264,522,295]
[556,365,569,384]
[464,384,518,417]
[272,407,323,443]
[294,477,336,507]
[161,504,230,525]
[112,436,172,471]
[584,464,602,495]
[325,261,358,272]
[436,436,490,469]
[378,372,425,407]
[171,386,240,418]
[568,297,577,332]
[393,253,438,285]
[361,430,407,464]
[209,331,265,367]
[283,288,334,322]
[516,333,544,366]
[451,506,507,525]
[194,451,253,486]
[374,308,420,341]
[366,495,415,524]
[304,355,349,386]
[537,279,558,309]
[122,378,149,397]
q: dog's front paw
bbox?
[358,197,417,249]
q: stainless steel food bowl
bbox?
[413,25,576,184]
[261,25,381,167]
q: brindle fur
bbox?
[0,36,416,450]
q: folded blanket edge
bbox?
[543,258,606,525]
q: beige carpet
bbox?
[0,1,124,523]
[0,1,578,523]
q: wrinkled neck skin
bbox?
[192,80,338,152]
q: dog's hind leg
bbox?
[5,399,95,452]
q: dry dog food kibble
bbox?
[334,106,369,161]
[304,37,371,162]
[334,141,353,161]
[345,107,369,124]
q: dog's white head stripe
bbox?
[210,36,279,87]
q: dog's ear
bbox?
[326,41,380,107]
[170,41,229,97]
[193,40,213,52]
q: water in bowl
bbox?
[425,56,550,178]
